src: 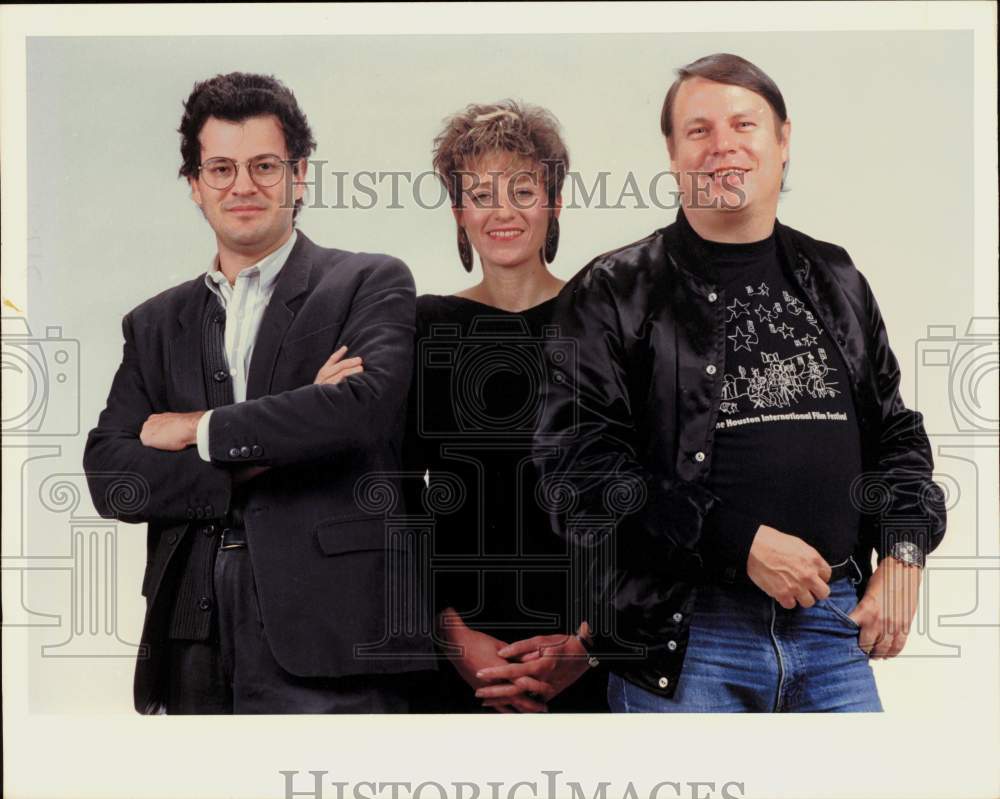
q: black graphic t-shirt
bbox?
[685,226,864,581]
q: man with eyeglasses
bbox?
[84,72,435,713]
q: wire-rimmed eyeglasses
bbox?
[197,154,294,190]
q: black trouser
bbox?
[165,546,414,714]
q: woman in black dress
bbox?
[404,101,607,713]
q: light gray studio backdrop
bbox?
[3,13,999,799]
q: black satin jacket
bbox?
[533,211,946,698]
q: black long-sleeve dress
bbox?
[403,293,608,713]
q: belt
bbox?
[829,556,863,585]
[219,527,247,550]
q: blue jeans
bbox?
[608,576,882,712]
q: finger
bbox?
[316,358,363,383]
[513,676,554,697]
[816,558,832,583]
[885,631,908,659]
[320,365,364,385]
[486,702,514,714]
[809,575,831,602]
[858,624,882,656]
[519,651,542,663]
[475,683,529,699]
[796,588,816,609]
[497,636,551,659]
[777,594,797,610]
[326,345,348,364]
[476,662,537,682]
[872,630,895,659]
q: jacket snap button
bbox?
[658,676,669,689]
[705,364,717,375]
[707,292,718,303]
[672,612,683,623]
[667,640,678,651]
[694,451,706,463]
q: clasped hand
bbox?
[439,610,592,713]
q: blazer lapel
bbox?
[246,232,315,400]
[168,281,212,412]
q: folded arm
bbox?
[206,258,416,469]
[83,313,233,525]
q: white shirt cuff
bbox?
[196,410,213,462]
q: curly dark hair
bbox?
[177,72,316,217]
[432,100,569,208]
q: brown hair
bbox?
[660,53,788,153]
[432,100,569,207]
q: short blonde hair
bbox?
[432,99,569,207]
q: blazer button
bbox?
[203,524,216,536]
[229,447,240,458]
[186,508,195,519]
[239,446,251,458]
[213,370,229,382]
[251,445,263,457]
[195,507,204,519]
[198,596,212,611]
[658,676,670,689]
[205,505,213,516]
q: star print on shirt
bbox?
[755,303,779,323]
[727,297,750,322]
[769,322,795,339]
[729,325,756,352]
[756,282,770,297]
[799,333,818,346]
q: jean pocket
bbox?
[820,596,862,631]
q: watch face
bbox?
[892,541,925,567]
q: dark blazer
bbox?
[83,232,435,713]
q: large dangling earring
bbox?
[457,226,473,273]
[543,215,560,264]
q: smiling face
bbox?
[453,151,559,273]
[188,114,305,268]
[668,77,790,235]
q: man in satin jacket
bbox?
[83,72,434,713]
[530,54,946,712]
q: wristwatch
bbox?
[889,540,926,568]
